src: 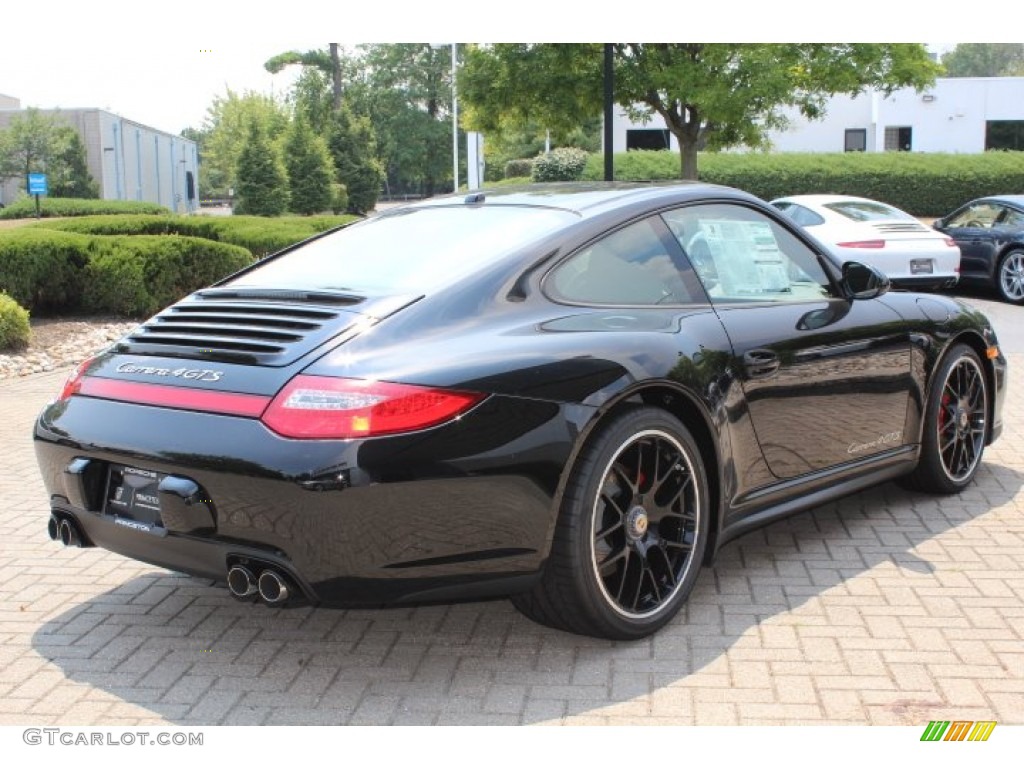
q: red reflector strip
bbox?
[77,378,271,417]
[836,240,885,248]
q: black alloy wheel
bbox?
[901,344,989,494]
[513,408,709,639]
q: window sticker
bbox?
[697,219,790,295]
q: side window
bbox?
[662,204,832,304]
[773,202,825,228]
[548,217,699,306]
[948,203,1000,229]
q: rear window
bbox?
[228,205,575,294]
[823,200,914,222]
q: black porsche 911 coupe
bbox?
[34,183,1007,640]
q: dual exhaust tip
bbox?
[48,514,83,547]
[227,565,292,606]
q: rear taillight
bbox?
[261,376,485,439]
[944,238,957,248]
[57,356,99,402]
[836,240,885,249]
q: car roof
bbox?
[771,194,899,208]
[975,195,1024,209]
[391,182,764,220]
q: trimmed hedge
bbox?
[83,236,253,316]
[32,214,356,257]
[581,151,1024,216]
[0,229,92,312]
[0,229,252,316]
[505,158,534,179]
[0,196,169,219]
[0,292,31,350]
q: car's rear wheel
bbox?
[513,408,709,639]
[996,248,1024,304]
[901,343,988,494]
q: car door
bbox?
[662,203,912,480]
[939,201,1003,280]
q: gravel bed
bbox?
[0,319,139,380]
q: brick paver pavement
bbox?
[1,360,1021,726]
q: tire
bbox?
[901,343,988,494]
[513,407,709,639]
[996,248,1024,304]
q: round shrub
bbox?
[532,148,589,182]
[0,292,31,350]
[505,158,534,179]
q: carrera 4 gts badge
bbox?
[116,362,224,382]
[848,430,902,454]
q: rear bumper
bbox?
[35,393,582,605]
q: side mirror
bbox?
[932,217,946,230]
[842,261,890,300]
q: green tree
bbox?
[197,90,289,198]
[265,44,347,112]
[941,44,1024,77]
[460,44,941,180]
[234,120,289,216]
[328,104,383,214]
[282,113,334,215]
[49,128,99,198]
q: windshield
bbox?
[228,205,576,294]
[823,200,914,222]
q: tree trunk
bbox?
[329,43,343,112]
[678,139,698,180]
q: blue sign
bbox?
[28,173,48,195]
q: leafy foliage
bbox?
[0,109,99,198]
[461,44,941,179]
[31,213,356,257]
[328,105,383,214]
[531,148,589,182]
[0,229,91,311]
[0,197,168,219]
[0,291,31,349]
[283,114,335,215]
[82,236,252,316]
[234,121,290,216]
[942,44,1024,77]
[504,158,534,179]
[579,150,1024,216]
[193,90,289,198]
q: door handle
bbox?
[743,348,780,378]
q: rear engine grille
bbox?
[872,222,930,233]
[116,289,364,365]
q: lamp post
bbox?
[430,43,460,193]
[450,43,458,192]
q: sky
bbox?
[0,1,1008,136]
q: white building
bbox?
[611,77,1024,155]
[0,102,198,212]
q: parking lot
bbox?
[0,295,1021,726]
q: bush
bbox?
[0,229,92,311]
[331,183,349,215]
[532,148,589,182]
[581,150,1024,216]
[0,292,31,350]
[504,158,534,179]
[0,197,169,219]
[83,236,253,316]
[31,213,356,257]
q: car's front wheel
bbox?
[996,248,1024,304]
[513,408,709,639]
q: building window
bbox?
[844,129,867,152]
[626,129,671,151]
[986,121,1024,151]
[884,126,912,152]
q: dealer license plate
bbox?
[105,465,164,527]
[910,258,934,275]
